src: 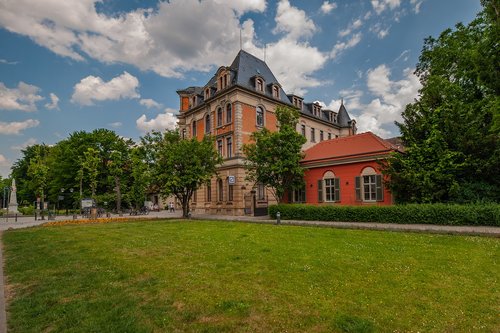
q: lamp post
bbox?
[2,186,9,209]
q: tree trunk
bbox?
[182,197,190,218]
[115,176,121,213]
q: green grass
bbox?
[3,220,499,332]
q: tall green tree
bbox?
[144,130,221,218]
[243,106,306,203]
[127,147,149,209]
[383,0,500,203]
[27,145,49,209]
[82,147,100,200]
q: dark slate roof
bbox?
[176,86,204,95]
[229,50,292,105]
[337,102,352,127]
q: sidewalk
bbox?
[191,214,500,237]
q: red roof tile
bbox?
[302,132,399,163]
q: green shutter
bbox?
[376,175,383,201]
[317,180,323,202]
[355,176,361,201]
[334,178,341,202]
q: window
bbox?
[227,179,234,201]
[223,75,227,88]
[320,130,324,141]
[301,124,306,137]
[256,106,264,127]
[192,120,197,137]
[292,187,306,203]
[205,88,210,100]
[257,183,265,200]
[217,179,224,202]
[256,78,263,92]
[193,189,197,202]
[217,139,223,156]
[226,103,232,123]
[205,114,211,133]
[311,128,316,142]
[217,107,223,127]
[182,129,186,139]
[219,77,223,90]
[226,136,232,158]
[273,86,279,99]
[355,168,383,202]
[319,171,340,202]
[328,133,332,140]
[191,96,196,108]
[206,183,212,202]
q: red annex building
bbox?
[295,132,402,206]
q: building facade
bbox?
[177,50,356,215]
[294,132,400,206]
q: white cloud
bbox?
[109,122,122,128]
[394,49,410,62]
[136,109,178,133]
[370,23,391,39]
[320,1,337,14]
[0,81,44,112]
[10,138,37,150]
[343,65,421,137]
[273,0,316,40]
[71,72,140,106]
[139,98,162,109]
[0,58,19,65]
[0,0,265,78]
[0,119,40,135]
[371,0,401,14]
[330,33,362,60]
[0,154,10,177]
[410,0,423,14]
[338,19,363,37]
[44,93,59,110]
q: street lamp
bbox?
[3,186,10,210]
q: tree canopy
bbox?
[143,130,222,218]
[383,0,500,203]
[243,106,306,203]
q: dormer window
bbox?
[313,103,321,117]
[272,85,279,99]
[205,88,210,100]
[191,96,196,108]
[256,78,263,92]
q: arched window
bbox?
[217,107,223,127]
[273,86,279,99]
[356,167,383,202]
[191,96,196,108]
[227,178,234,201]
[321,171,340,202]
[205,114,211,133]
[256,106,264,127]
[192,120,197,137]
[256,78,263,92]
[205,88,210,100]
[226,103,232,123]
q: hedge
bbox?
[268,204,500,226]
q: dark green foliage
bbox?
[269,204,500,226]
[383,2,500,203]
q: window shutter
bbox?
[334,178,341,202]
[376,175,384,201]
[355,176,361,201]
[317,180,323,202]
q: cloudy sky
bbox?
[0,0,481,177]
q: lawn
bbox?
[2,220,499,332]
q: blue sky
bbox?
[0,0,482,177]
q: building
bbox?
[177,50,356,215]
[295,132,401,206]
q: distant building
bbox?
[177,50,356,215]
[295,132,402,206]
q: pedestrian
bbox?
[169,202,174,213]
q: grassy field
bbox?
[2,220,499,332]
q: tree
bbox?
[383,1,500,203]
[144,130,221,218]
[82,147,100,200]
[27,145,49,210]
[127,147,149,209]
[243,106,306,203]
[108,150,124,212]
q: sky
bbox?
[0,0,482,177]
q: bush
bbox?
[269,204,500,226]
[18,206,35,215]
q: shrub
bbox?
[269,203,500,226]
[18,206,35,215]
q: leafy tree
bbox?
[243,106,306,203]
[383,1,500,203]
[27,145,49,209]
[144,130,221,218]
[127,147,149,209]
[108,150,124,212]
[82,147,100,200]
